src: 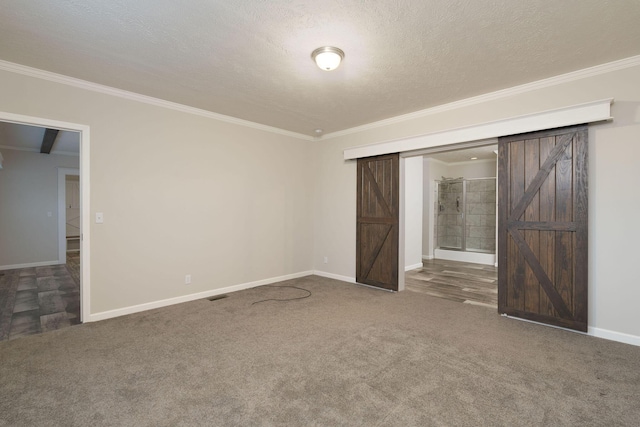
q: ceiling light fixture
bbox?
[311,46,345,71]
[470,157,478,160]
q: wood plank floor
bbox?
[405,259,497,309]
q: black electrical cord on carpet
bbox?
[251,285,312,305]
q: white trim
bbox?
[0,260,62,271]
[588,327,640,347]
[0,112,88,132]
[422,255,434,261]
[0,60,314,141]
[89,270,314,322]
[435,249,496,266]
[58,168,79,264]
[405,263,423,271]
[0,111,91,323]
[312,270,356,284]
[344,99,613,160]
[80,127,90,323]
[325,54,640,140]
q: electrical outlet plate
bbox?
[185,274,191,285]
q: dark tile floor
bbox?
[0,253,80,341]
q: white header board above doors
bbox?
[343,99,613,160]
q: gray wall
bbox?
[0,149,79,267]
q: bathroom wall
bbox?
[447,159,496,179]
[404,156,423,269]
[429,158,497,256]
[464,178,496,252]
[422,158,448,259]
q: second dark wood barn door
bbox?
[498,125,588,332]
[356,154,399,291]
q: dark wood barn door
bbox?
[356,154,399,291]
[498,125,588,332]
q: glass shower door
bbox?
[437,180,463,250]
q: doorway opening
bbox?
[0,112,90,340]
[403,143,498,308]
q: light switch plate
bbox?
[95,212,104,223]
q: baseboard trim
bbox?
[312,270,356,284]
[422,255,434,261]
[588,327,640,347]
[434,249,496,266]
[89,270,315,322]
[0,260,62,271]
[405,263,423,271]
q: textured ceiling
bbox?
[1,1,640,137]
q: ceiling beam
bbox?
[40,128,59,154]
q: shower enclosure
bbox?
[435,177,496,264]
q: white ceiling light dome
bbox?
[311,46,345,71]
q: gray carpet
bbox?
[1,275,638,426]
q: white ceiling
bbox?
[1,1,639,137]
[0,122,79,155]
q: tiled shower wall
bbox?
[436,178,496,253]
[465,179,496,252]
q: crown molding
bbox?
[0,60,315,142]
[2,55,637,143]
[324,54,640,140]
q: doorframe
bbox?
[0,111,91,323]
[58,167,80,263]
